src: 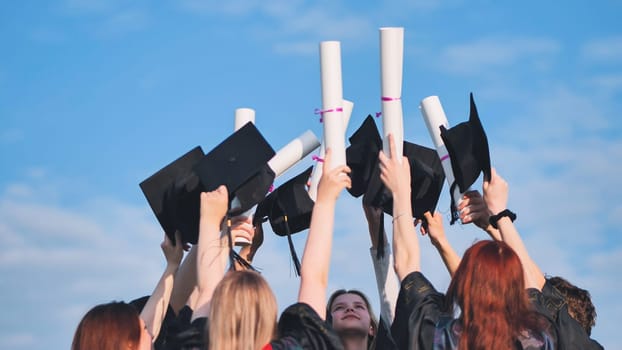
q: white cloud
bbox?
[178,0,374,54]
[0,128,24,144]
[582,35,622,63]
[437,37,560,75]
[96,9,150,38]
[588,73,622,93]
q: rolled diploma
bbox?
[268,130,320,178]
[234,108,256,131]
[419,96,468,217]
[308,99,354,201]
[319,41,347,169]
[232,107,256,245]
[380,27,404,162]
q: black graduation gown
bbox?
[527,280,604,350]
[391,271,555,350]
[172,302,344,350]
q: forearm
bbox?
[298,200,335,319]
[431,237,460,277]
[497,217,545,290]
[193,220,228,320]
[140,263,179,340]
[169,245,198,313]
[484,225,502,241]
[392,193,420,281]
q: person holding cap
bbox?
[381,134,555,350]
[186,148,348,350]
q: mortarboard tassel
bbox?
[284,215,302,276]
[448,182,460,225]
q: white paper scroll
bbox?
[232,108,256,245]
[419,96,467,218]
[319,41,347,169]
[268,130,320,178]
[380,27,404,162]
[308,99,354,201]
[234,108,255,131]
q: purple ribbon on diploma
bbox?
[312,155,324,163]
[314,107,344,123]
[381,96,401,101]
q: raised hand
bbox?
[482,167,509,215]
[161,231,184,267]
[200,185,229,226]
[316,148,352,204]
[378,134,410,197]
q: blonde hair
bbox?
[208,270,278,350]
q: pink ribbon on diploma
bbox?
[314,107,344,123]
[381,96,401,101]
[312,155,324,163]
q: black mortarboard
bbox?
[193,122,276,217]
[346,115,383,197]
[253,166,315,276]
[363,141,445,219]
[139,146,204,245]
[439,93,491,223]
[440,93,491,193]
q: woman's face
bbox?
[330,293,373,337]
[137,318,152,350]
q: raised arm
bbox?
[459,190,501,241]
[421,211,460,277]
[298,149,351,319]
[483,168,545,290]
[169,243,197,314]
[192,186,230,321]
[363,204,399,324]
[379,134,419,281]
[140,232,184,340]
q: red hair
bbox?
[71,301,142,350]
[446,240,546,349]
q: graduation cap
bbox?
[358,140,445,258]
[363,141,445,220]
[139,146,204,245]
[193,122,276,217]
[439,93,491,223]
[253,166,315,276]
[192,122,276,271]
[346,115,383,197]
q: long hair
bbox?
[326,289,378,349]
[208,270,278,350]
[445,240,546,349]
[71,301,142,350]
[548,276,596,335]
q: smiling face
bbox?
[329,293,374,337]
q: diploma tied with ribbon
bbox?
[380,27,405,162]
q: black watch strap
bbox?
[489,209,517,229]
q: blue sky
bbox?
[1,0,621,349]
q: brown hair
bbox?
[446,240,547,349]
[208,270,278,350]
[326,289,378,349]
[548,276,597,335]
[71,301,142,350]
